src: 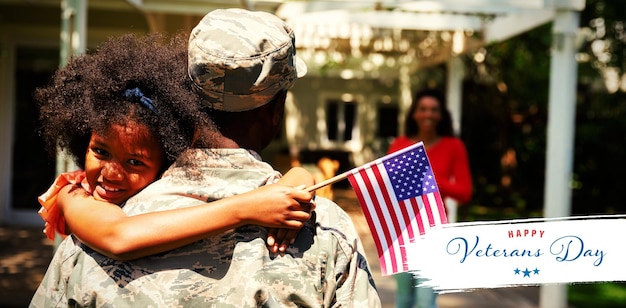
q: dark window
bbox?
[326,99,356,142]
[12,47,58,210]
[377,104,399,138]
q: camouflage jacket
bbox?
[31,148,381,307]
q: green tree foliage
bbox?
[460,0,626,217]
[574,0,626,215]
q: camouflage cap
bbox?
[188,8,307,112]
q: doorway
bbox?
[8,46,58,224]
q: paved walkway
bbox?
[0,188,541,307]
[0,224,54,307]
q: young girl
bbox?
[35,33,314,260]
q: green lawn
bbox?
[569,282,626,307]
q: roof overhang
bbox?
[270,0,585,76]
[9,0,581,77]
[123,0,282,15]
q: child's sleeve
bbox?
[37,170,87,240]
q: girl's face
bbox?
[411,96,442,134]
[85,121,164,205]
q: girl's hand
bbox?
[238,166,316,253]
[267,227,296,253]
[236,184,314,252]
[268,167,316,253]
[266,198,315,253]
[238,184,314,227]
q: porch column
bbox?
[54,0,86,247]
[540,8,580,308]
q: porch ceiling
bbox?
[126,0,584,76]
[1,0,584,74]
[272,0,584,75]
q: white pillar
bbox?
[55,0,86,248]
[540,9,580,308]
[60,0,87,67]
[58,0,86,175]
[398,64,413,137]
[446,46,465,223]
[447,56,464,136]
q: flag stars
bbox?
[384,145,438,200]
[514,267,540,277]
[349,143,447,276]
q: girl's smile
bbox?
[85,121,164,205]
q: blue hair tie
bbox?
[124,87,159,114]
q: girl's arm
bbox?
[58,167,314,261]
[267,167,317,253]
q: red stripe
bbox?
[347,173,387,273]
[370,163,408,271]
[396,198,414,243]
[358,167,398,274]
[422,194,436,227]
[394,200,414,272]
[405,197,425,238]
[434,192,448,224]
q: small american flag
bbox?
[347,142,447,275]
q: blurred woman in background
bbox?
[388,88,473,308]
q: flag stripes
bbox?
[347,142,447,275]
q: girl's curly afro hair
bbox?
[35,32,213,170]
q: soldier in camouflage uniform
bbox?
[31,8,381,307]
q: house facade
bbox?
[0,0,583,234]
[0,1,423,226]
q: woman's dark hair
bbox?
[403,88,455,137]
[35,32,213,171]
